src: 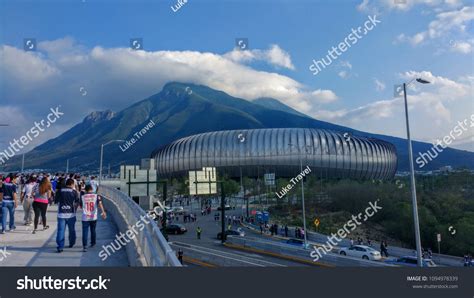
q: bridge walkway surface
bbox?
[0,205,128,266]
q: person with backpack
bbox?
[79,185,106,252]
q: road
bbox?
[166,197,463,267]
[166,200,309,267]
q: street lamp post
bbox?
[289,143,312,248]
[66,156,79,173]
[401,77,430,267]
[99,140,124,183]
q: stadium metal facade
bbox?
[152,128,397,179]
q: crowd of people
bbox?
[0,173,106,253]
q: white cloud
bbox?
[311,89,338,103]
[312,71,473,149]
[0,46,60,84]
[395,6,474,52]
[427,6,474,38]
[357,0,371,12]
[374,78,386,91]
[340,60,352,69]
[338,71,348,79]
[0,38,336,148]
[224,44,295,70]
[374,0,463,12]
[451,40,473,53]
[337,60,353,79]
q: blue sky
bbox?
[0,0,473,152]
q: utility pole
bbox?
[220,181,226,244]
[404,82,422,267]
[289,144,311,248]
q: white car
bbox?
[339,245,382,261]
[171,206,184,214]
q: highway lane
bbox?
[165,198,406,267]
[166,203,310,267]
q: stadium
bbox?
[152,128,397,180]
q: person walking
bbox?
[79,185,106,252]
[1,174,18,233]
[196,226,202,239]
[21,176,37,226]
[177,248,183,264]
[55,179,80,253]
[380,240,389,257]
[32,177,52,234]
[88,176,99,193]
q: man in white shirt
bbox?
[80,185,106,252]
[21,176,37,225]
[88,176,99,193]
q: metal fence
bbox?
[99,185,181,267]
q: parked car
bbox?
[339,245,382,261]
[285,238,305,247]
[171,206,184,214]
[385,256,437,267]
[217,204,232,211]
[163,224,187,235]
[217,228,245,240]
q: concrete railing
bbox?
[98,185,181,267]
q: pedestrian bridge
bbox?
[0,185,180,267]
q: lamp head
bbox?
[416,78,430,84]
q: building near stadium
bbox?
[152,128,397,180]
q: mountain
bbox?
[253,97,308,118]
[2,82,473,172]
